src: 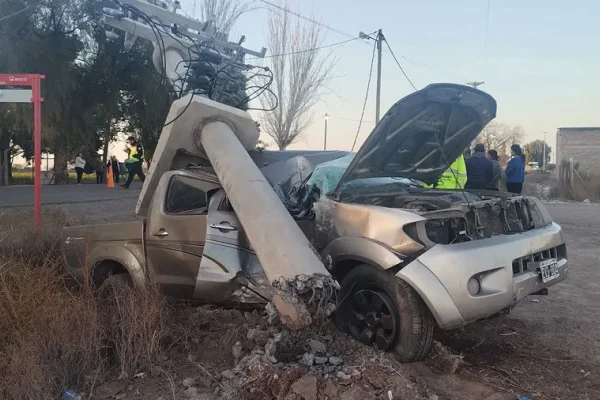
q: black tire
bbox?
[98,273,133,300]
[335,264,434,362]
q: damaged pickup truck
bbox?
[62,84,568,362]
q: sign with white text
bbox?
[0,89,32,103]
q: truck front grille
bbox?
[512,244,567,275]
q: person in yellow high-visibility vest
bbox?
[424,154,467,189]
[121,136,146,189]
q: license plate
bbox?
[539,259,560,283]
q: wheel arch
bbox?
[321,236,403,281]
[88,243,145,289]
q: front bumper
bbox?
[396,222,567,330]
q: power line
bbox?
[248,36,362,60]
[383,37,417,91]
[484,0,491,58]
[258,0,467,82]
[351,39,377,152]
[0,5,30,23]
[328,114,375,123]
[257,0,356,40]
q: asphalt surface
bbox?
[0,183,142,207]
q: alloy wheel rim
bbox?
[347,289,397,350]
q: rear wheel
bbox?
[335,264,434,362]
[98,273,133,300]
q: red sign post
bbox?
[0,73,45,228]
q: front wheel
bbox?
[335,264,434,362]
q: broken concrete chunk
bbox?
[183,387,199,399]
[221,370,235,380]
[299,353,315,366]
[265,338,277,356]
[328,356,343,366]
[290,375,318,400]
[315,356,328,365]
[272,292,312,330]
[232,341,243,361]
[182,378,196,388]
[308,339,327,354]
[336,371,351,380]
[323,380,338,398]
[262,354,278,364]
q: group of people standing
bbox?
[432,143,526,194]
[72,136,146,188]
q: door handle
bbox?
[210,222,238,232]
[153,229,169,237]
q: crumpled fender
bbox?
[320,236,403,271]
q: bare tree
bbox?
[197,0,253,37]
[478,122,525,161]
[260,7,335,150]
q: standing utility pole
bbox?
[466,81,484,150]
[324,113,328,150]
[543,132,548,172]
[359,29,384,124]
[375,29,383,124]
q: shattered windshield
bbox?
[305,153,420,196]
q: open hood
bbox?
[333,83,497,196]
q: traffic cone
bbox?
[107,165,114,188]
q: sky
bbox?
[215,0,600,161]
[16,0,600,168]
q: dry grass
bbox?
[561,172,600,201]
[0,210,168,400]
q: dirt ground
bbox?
[2,197,599,399]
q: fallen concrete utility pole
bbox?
[103,0,334,329]
[140,95,334,328]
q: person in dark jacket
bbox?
[95,158,105,184]
[487,149,503,191]
[465,143,494,190]
[505,144,525,194]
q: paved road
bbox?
[0,183,142,207]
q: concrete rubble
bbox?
[142,95,338,329]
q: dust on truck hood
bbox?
[333,83,497,195]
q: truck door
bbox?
[193,190,270,304]
[146,171,220,298]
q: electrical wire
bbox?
[0,5,30,22]
[257,0,356,40]
[248,36,361,60]
[383,36,417,92]
[328,114,375,123]
[258,0,466,82]
[351,39,377,152]
[484,0,491,59]
[162,89,196,127]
